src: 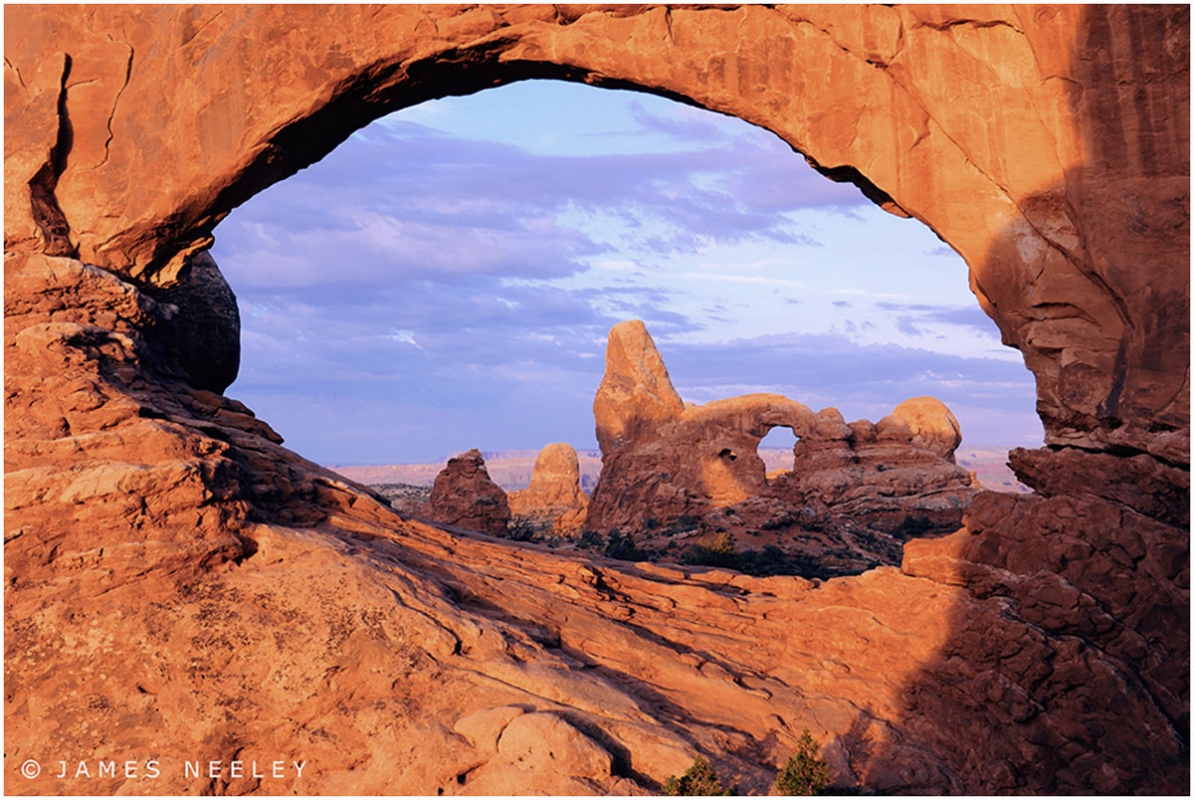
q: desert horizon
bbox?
[328,443,1030,495]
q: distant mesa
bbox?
[429,448,511,536]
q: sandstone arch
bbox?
[5,4,1187,460]
[585,320,979,546]
[5,5,1188,795]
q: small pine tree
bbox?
[774,729,831,796]
[663,755,730,796]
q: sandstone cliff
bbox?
[4,4,1188,795]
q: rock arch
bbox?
[5,5,1188,795]
[585,320,978,540]
[6,4,1187,460]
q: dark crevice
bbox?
[914,17,1024,34]
[802,156,912,217]
[98,36,135,169]
[1045,441,1190,472]
[29,54,77,258]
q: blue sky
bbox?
[210,80,1042,465]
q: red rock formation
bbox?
[429,449,512,537]
[508,442,590,535]
[586,321,977,541]
[778,406,977,536]
[4,4,1188,796]
[5,4,1185,461]
[890,396,962,462]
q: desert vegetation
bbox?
[664,756,731,796]
[775,730,833,796]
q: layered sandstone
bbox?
[586,321,978,549]
[507,443,590,535]
[4,4,1189,796]
[429,449,512,537]
[776,406,977,535]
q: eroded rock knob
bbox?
[891,396,963,461]
[429,449,511,536]
[508,442,590,534]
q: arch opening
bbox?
[209,77,1041,575]
[211,79,1041,478]
[758,426,798,478]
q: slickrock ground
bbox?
[5,4,1188,795]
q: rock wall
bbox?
[4,4,1189,796]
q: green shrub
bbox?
[506,514,545,542]
[604,529,649,561]
[663,755,730,796]
[774,729,831,796]
[682,532,740,569]
[708,532,737,556]
[734,544,790,576]
[576,529,605,550]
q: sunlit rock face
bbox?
[4,4,1187,795]
[586,321,979,562]
[508,443,590,535]
[778,404,977,535]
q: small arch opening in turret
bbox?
[758,426,798,479]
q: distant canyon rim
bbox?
[4,4,1188,796]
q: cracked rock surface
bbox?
[4,4,1189,795]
